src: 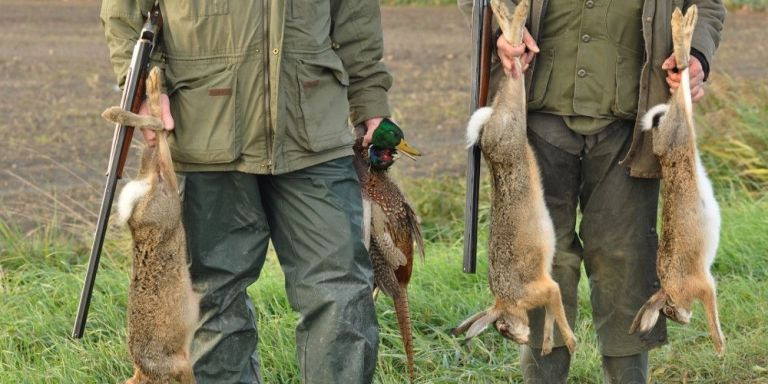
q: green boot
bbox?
[520,345,572,384]
[602,353,648,384]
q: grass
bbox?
[1,198,767,383]
[2,72,767,383]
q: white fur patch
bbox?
[641,104,670,131]
[117,179,150,225]
[695,152,721,268]
[362,198,372,251]
[466,107,494,148]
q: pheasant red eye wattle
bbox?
[367,119,421,170]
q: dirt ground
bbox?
[0,1,766,230]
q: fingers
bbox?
[362,117,383,147]
[691,85,705,102]
[136,94,174,147]
[661,55,676,71]
[141,127,157,147]
[665,62,706,102]
[666,74,680,92]
[159,94,175,131]
[497,29,539,79]
[497,37,525,79]
[522,28,540,54]
[521,50,536,72]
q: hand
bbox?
[137,93,175,147]
[362,117,384,147]
[496,27,539,79]
[662,54,706,102]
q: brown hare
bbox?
[452,0,576,356]
[629,5,725,356]
[103,67,200,383]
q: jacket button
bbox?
[581,34,591,43]
[272,48,279,55]
[577,69,587,77]
[585,0,594,8]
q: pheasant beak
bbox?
[396,139,421,160]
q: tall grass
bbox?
[696,74,768,200]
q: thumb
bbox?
[522,28,539,53]
[661,55,676,70]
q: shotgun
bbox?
[463,0,493,274]
[72,2,163,339]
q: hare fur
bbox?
[105,67,200,383]
[453,0,576,356]
[629,5,725,357]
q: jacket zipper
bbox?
[263,0,273,172]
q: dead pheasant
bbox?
[352,120,423,383]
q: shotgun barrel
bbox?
[72,2,163,339]
[463,0,493,274]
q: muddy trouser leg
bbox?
[602,352,649,384]
[523,115,584,384]
[578,121,667,362]
[183,172,267,384]
[260,156,379,384]
[524,115,666,383]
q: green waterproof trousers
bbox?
[521,113,667,383]
[181,156,379,384]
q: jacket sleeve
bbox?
[685,0,726,72]
[100,0,157,87]
[331,0,393,125]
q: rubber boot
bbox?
[520,345,572,384]
[601,352,649,384]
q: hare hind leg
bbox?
[530,278,576,355]
[124,366,149,384]
[545,281,576,354]
[172,353,196,384]
[700,277,725,356]
[542,304,555,355]
[671,5,698,70]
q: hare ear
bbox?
[465,310,502,340]
[629,291,667,335]
[117,179,151,225]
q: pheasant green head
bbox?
[368,119,421,170]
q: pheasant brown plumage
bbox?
[352,124,423,383]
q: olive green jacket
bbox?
[101,0,392,175]
[459,0,725,178]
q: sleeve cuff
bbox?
[349,89,391,126]
[690,48,710,82]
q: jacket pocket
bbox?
[292,52,354,152]
[167,67,240,164]
[613,55,641,119]
[527,48,554,109]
